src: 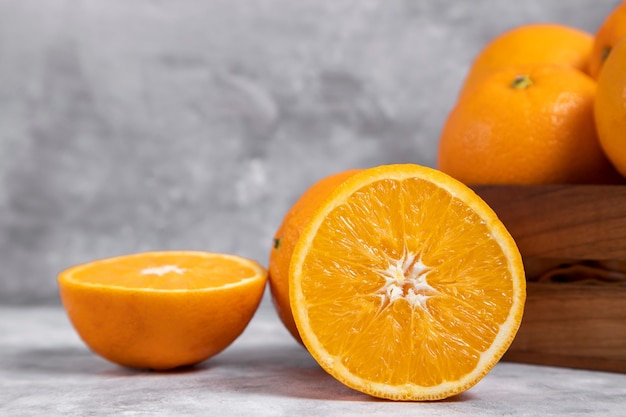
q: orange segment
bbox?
[58,251,267,371]
[289,164,525,401]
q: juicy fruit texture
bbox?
[589,0,626,78]
[439,64,620,185]
[269,169,361,343]
[460,23,593,95]
[594,36,626,177]
[289,164,526,401]
[58,251,267,370]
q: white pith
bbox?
[140,265,186,276]
[376,252,436,310]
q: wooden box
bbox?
[473,185,626,373]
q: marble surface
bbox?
[0,0,621,304]
[2,302,626,416]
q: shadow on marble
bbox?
[207,343,477,403]
[3,346,134,377]
[3,344,242,379]
[4,337,477,403]
[201,343,369,401]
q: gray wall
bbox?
[0,0,620,305]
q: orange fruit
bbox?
[289,164,526,401]
[595,36,626,177]
[460,23,593,95]
[269,169,361,343]
[589,0,626,78]
[58,251,267,370]
[439,64,621,185]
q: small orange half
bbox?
[58,251,267,370]
[289,164,526,401]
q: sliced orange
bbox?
[58,251,267,370]
[289,164,526,401]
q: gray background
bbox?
[0,0,620,305]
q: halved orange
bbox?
[58,251,267,370]
[289,164,526,401]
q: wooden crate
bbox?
[473,185,626,373]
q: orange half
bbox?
[58,251,267,370]
[289,164,526,400]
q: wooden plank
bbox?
[467,185,626,372]
[502,351,626,373]
[472,185,626,260]
[504,283,626,372]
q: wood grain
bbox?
[471,185,626,373]
[472,185,626,259]
[504,283,626,372]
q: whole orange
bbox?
[589,0,626,78]
[595,36,626,177]
[268,169,361,343]
[438,64,621,185]
[460,23,593,95]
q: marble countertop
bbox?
[2,303,625,416]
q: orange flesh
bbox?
[64,252,260,290]
[298,178,516,387]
